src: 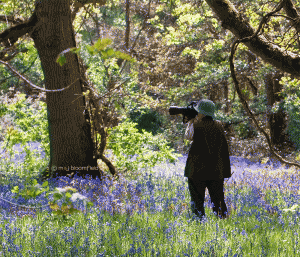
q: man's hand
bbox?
[185,119,195,141]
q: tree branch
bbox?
[205,0,300,78]
[0,11,39,47]
[125,0,130,50]
[0,15,24,24]
[0,54,38,86]
[0,59,79,94]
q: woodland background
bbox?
[0,0,300,179]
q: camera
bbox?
[169,101,199,123]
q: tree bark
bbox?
[265,72,296,153]
[223,80,229,114]
[30,0,102,179]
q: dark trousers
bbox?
[187,178,228,219]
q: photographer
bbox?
[172,99,232,220]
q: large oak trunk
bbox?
[30,0,103,179]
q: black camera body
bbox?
[169,101,198,123]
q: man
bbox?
[184,99,231,220]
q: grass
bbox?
[1,93,300,256]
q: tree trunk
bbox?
[265,72,296,154]
[30,0,103,179]
[223,81,229,114]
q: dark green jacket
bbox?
[184,116,232,180]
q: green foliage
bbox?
[181,47,202,59]
[47,186,93,218]
[86,38,135,63]
[0,102,8,118]
[98,4,125,27]
[11,179,49,200]
[0,93,50,180]
[87,38,112,54]
[11,179,93,220]
[129,107,164,136]
[277,77,300,150]
[235,121,258,139]
[107,118,182,174]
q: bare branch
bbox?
[0,59,79,93]
[0,54,38,86]
[129,0,152,53]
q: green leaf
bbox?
[49,202,59,210]
[0,103,8,118]
[106,48,114,56]
[65,200,72,206]
[56,47,80,66]
[61,202,68,208]
[53,193,63,200]
[66,187,77,193]
[69,208,81,214]
[115,102,120,110]
[42,181,48,187]
[93,38,112,52]
[11,186,19,193]
[114,51,135,62]
[65,192,72,198]
[86,45,95,55]
[69,47,80,54]
[53,210,63,215]
[56,55,66,66]
[87,201,94,207]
